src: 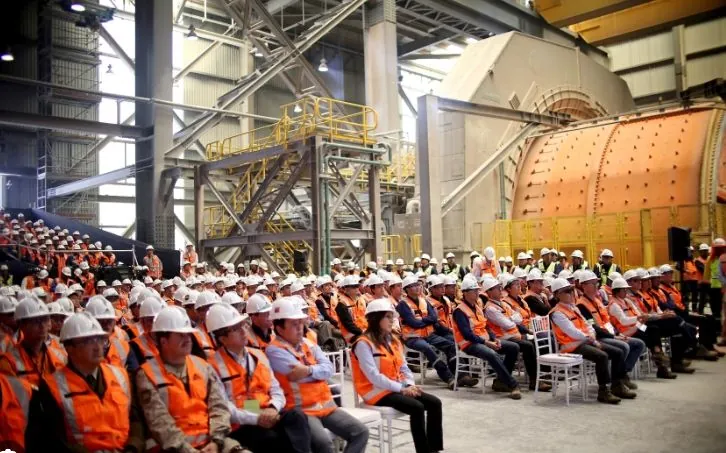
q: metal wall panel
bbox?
[183,40,241,80]
[688,53,726,86]
[184,75,244,111]
[51,59,99,91]
[684,17,726,54]
[621,64,675,97]
[608,31,673,72]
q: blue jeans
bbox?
[601,337,645,373]
[405,333,457,383]
[464,340,519,389]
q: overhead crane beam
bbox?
[533,0,653,28]
[570,0,726,46]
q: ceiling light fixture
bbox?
[186,24,199,40]
[1,47,14,62]
[318,58,328,72]
[70,2,86,12]
[293,103,302,113]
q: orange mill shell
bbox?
[513,107,726,219]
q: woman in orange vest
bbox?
[30,312,144,453]
[549,278,623,404]
[0,374,32,452]
[206,303,311,453]
[352,299,443,453]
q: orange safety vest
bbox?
[695,257,708,283]
[55,255,67,278]
[21,275,36,290]
[83,274,96,297]
[208,347,273,430]
[145,255,162,279]
[351,336,405,404]
[105,332,130,368]
[608,296,641,336]
[484,300,520,339]
[0,342,67,386]
[183,251,198,264]
[639,290,660,313]
[505,295,532,329]
[140,355,210,450]
[400,296,435,340]
[130,333,159,365]
[0,327,15,354]
[336,293,368,342]
[682,260,699,281]
[247,328,274,351]
[660,283,686,311]
[478,259,499,277]
[0,374,32,452]
[577,294,611,326]
[428,296,454,330]
[193,326,215,358]
[648,288,668,311]
[123,321,143,341]
[550,304,590,353]
[305,328,318,344]
[453,301,488,350]
[327,293,339,325]
[269,337,337,417]
[46,363,131,451]
[306,297,320,321]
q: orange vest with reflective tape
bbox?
[682,260,699,281]
[400,296,435,340]
[306,297,320,321]
[46,363,130,451]
[0,341,67,386]
[609,296,640,337]
[428,296,454,330]
[269,337,337,418]
[130,333,159,364]
[208,347,273,430]
[577,294,611,326]
[661,283,686,311]
[247,328,274,351]
[505,295,532,329]
[140,355,210,450]
[105,332,129,369]
[351,336,405,404]
[0,374,32,452]
[337,293,368,342]
[193,325,215,358]
[484,300,520,339]
[453,301,488,350]
[550,304,590,353]
[695,257,708,282]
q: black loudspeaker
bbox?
[668,226,691,261]
[293,249,308,273]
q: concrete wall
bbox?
[435,32,635,253]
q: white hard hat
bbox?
[517,252,528,260]
[512,268,527,279]
[461,277,479,291]
[571,250,584,259]
[79,261,89,270]
[237,263,245,269]
[56,297,74,314]
[70,283,83,293]
[714,238,726,246]
[395,258,405,265]
[153,279,162,286]
[540,247,550,256]
[421,253,431,261]
[659,264,674,274]
[578,270,598,284]
[413,257,421,264]
[15,297,50,321]
[551,278,571,293]
[249,260,259,266]
[636,268,649,279]
[483,247,495,260]
[346,262,356,271]
[105,245,113,251]
[82,234,90,239]
[526,268,544,282]
[365,274,384,287]
[173,286,191,305]
[270,296,308,320]
[367,261,377,270]
[263,277,275,286]
[85,296,116,320]
[699,243,710,251]
[611,278,631,290]
[152,306,196,334]
[0,296,18,314]
[94,241,102,249]
[140,296,167,318]
[143,276,153,285]
[279,277,294,289]
[600,249,614,258]
[225,263,235,272]
[341,275,360,287]
[481,277,500,292]
[426,274,443,287]
[608,272,622,281]
[444,252,455,259]
[246,294,273,314]
[557,269,572,280]
[331,258,342,265]
[290,280,305,293]
[60,312,107,342]
[441,275,456,286]
[96,280,107,289]
[221,291,244,306]
[550,249,559,256]
[161,279,174,290]
[111,280,122,287]
[504,256,513,263]
[622,270,640,281]
[32,287,47,298]
[315,275,332,288]
[497,273,512,286]
[365,298,395,316]
[195,291,221,310]
[386,274,403,285]
[102,288,119,298]
[206,303,248,333]
[385,259,394,266]
[470,251,481,258]
[402,275,420,289]
[146,245,154,251]
[259,261,268,270]
[245,275,261,286]
[59,266,72,277]
[122,278,132,285]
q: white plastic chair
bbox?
[345,349,412,453]
[530,316,588,405]
[453,342,496,394]
[403,346,428,385]
[324,349,384,453]
[631,348,652,380]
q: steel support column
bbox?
[194,166,206,250]
[416,95,443,259]
[368,159,383,261]
[365,0,401,134]
[135,0,174,246]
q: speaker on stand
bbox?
[668,226,691,262]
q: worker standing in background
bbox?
[183,243,198,265]
[137,306,242,453]
[144,245,163,279]
[678,247,700,312]
[29,312,145,453]
[352,299,444,453]
[266,297,369,453]
[442,252,467,281]
[703,238,726,326]
[515,252,531,273]
[537,248,556,273]
[594,249,622,286]
[694,243,710,313]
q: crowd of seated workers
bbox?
[1,239,725,453]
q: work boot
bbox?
[447,379,456,390]
[491,379,511,393]
[715,350,726,358]
[509,387,522,400]
[597,386,621,405]
[656,366,677,379]
[622,375,638,390]
[458,375,480,388]
[611,381,637,399]
[671,362,696,374]
[528,381,552,392]
[694,345,719,361]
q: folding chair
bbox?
[631,348,652,380]
[324,350,384,453]
[345,349,412,453]
[530,316,588,405]
[453,342,495,394]
[403,346,428,385]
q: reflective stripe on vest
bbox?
[710,259,722,288]
[108,336,128,367]
[453,302,487,350]
[483,300,519,339]
[608,297,640,337]
[351,336,404,404]
[550,304,590,353]
[400,296,435,340]
[132,334,158,361]
[0,375,31,450]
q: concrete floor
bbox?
[347,356,726,453]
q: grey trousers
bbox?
[307,408,369,453]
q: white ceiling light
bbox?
[70,2,86,12]
[318,58,328,72]
[1,47,14,62]
[293,103,302,113]
[465,37,478,44]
